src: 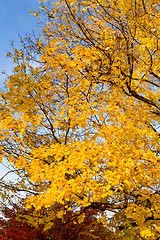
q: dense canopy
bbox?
[0,0,160,239]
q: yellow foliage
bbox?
[0,0,160,238]
[140,228,153,238]
[77,213,85,224]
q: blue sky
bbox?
[0,0,41,180]
[0,0,41,87]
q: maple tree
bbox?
[0,0,160,239]
[0,204,115,240]
[0,205,44,240]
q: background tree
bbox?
[0,204,116,240]
[0,0,160,239]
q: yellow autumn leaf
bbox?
[77,213,85,224]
